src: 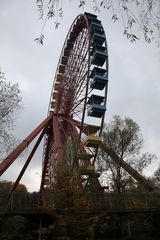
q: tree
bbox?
[151,165,160,188]
[0,67,22,160]
[35,0,160,45]
[97,115,157,192]
[40,161,101,239]
[0,180,30,213]
[0,215,36,240]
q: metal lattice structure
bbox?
[40,12,108,193]
[0,13,157,211]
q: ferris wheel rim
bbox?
[47,13,85,116]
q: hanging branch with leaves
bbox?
[100,0,160,44]
[35,0,160,45]
[35,0,63,45]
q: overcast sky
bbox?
[0,0,160,191]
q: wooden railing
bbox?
[90,192,160,211]
[0,191,160,214]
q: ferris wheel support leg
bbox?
[3,128,46,212]
[100,143,157,192]
[52,115,64,163]
[0,115,52,176]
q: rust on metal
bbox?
[61,56,68,65]
[59,64,65,74]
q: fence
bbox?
[0,191,160,214]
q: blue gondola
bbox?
[88,104,106,118]
[87,94,106,118]
[91,44,108,67]
[91,29,105,46]
[90,19,103,32]
[90,67,108,90]
[91,32,105,46]
[87,94,105,105]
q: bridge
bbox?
[1,191,160,216]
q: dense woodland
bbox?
[0,174,160,240]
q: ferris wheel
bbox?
[40,12,108,191]
[0,12,108,198]
[0,13,156,209]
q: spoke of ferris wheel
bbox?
[72,107,87,117]
[72,111,83,121]
[64,69,87,102]
[72,60,88,91]
[61,74,86,113]
[71,87,93,114]
[70,97,86,114]
[63,63,85,107]
[64,32,88,92]
[74,69,88,89]
[59,37,87,112]
[71,104,85,119]
[73,68,88,99]
[72,83,86,107]
[60,59,85,111]
[64,29,87,88]
[73,55,88,92]
[73,107,84,116]
[73,53,88,86]
[65,65,87,93]
[72,74,87,104]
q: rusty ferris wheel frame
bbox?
[40,12,109,192]
[0,12,109,200]
[0,13,156,208]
